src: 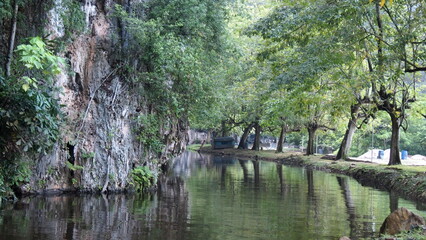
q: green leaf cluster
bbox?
[113,0,230,125]
[65,161,84,171]
[60,0,85,42]
[134,114,165,154]
[0,159,31,201]
[0,37,64,199]
[130,166,154,192]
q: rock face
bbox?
[16,0,188,193]
[380,207,426,235]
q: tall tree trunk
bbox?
[221,120,228,137]
[251,121,261,151]
[306,126,316,155]
[5,1,18,77]
[336,104,360,160]
[276,124,287,153]
[238,122,254,149]
[388,114,401,165]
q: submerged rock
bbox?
[379,207,426,235]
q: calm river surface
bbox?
[0,151,425,240]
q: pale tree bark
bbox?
[276,124,286,153]
[388,114,401,165]
[251,121,261,151]
[277,122,299,153]
[375,1,401,165]
[238,122,254,149]
[5,1,19,77]
[306,124,317,155]
[336,104,361,160]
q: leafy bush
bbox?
[134,114,165,154]
[65,161,84,171]
[60,0,85,41]
[0,36,64,199]
[130,166,154,191]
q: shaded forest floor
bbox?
[194,145,426,203]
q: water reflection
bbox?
[337,176,358,239]
[0,151,425,240]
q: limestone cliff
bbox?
[8,0,188,193]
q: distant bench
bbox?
[212,137,235,149]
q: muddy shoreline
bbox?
[199,148,426,204]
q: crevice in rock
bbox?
[67,142,75,177]
[67,143,75,165]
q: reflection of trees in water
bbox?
[252,160,260,188]
[389,190,399,213]
[0,194,142,239]
[220,165,227,189]
[171,151,213,177]
[239,160,249,184]
[4,153,426,240]
[337,176,378,239]
[337,176,357,239]
[276,163,288,196]
[306,169,320,233]
[151,176,189,240]
[0,176,190,240]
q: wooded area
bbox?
[0,0,425,199]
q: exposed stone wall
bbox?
[21,0,188,193]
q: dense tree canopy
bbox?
[1,0,425,202]
[225,0,426,165]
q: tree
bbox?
[114,0,231,153]
[360,0,425,164]
[248,0,425,163]
[0,37,64,198]
[4,0,18,77]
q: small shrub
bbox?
[65,161,84,171]
[134,114,165,154]
[130,166,154,191]
[81,151,95,159]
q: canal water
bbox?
[0,151,425,240]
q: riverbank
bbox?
[198,147,426,203]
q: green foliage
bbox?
[65,161,83,171]
[349,112,426,157]
[379,227,426,240]
[81,151,95,159]
[0,0,12,23]
[114,0,230,126]
[134,114,164,154]
[0,36,64,199]
[16,37,64,77]
[187,144,212,152]
[71,178,78,186]
[60,0,85,41]
[130,166,154,191]
[0,37,63,158]
[0,159,31,200]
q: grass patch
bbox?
[389,165,426,173]
[199,147,426,177]
[187,144,211,152]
